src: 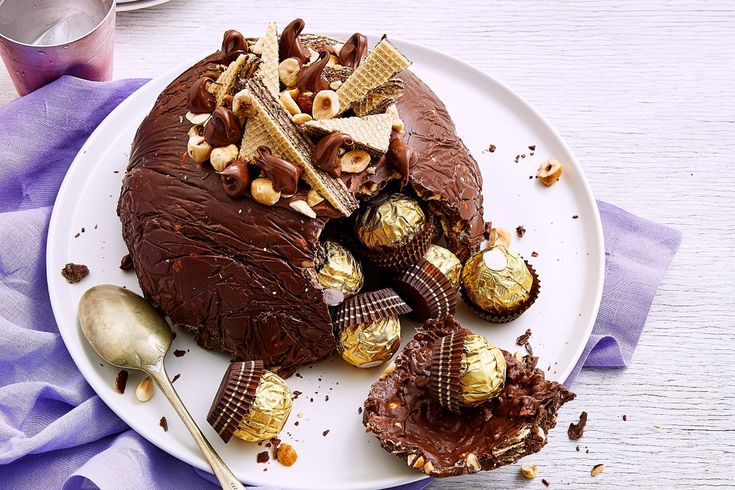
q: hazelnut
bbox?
[210,144,239,172]
[250,177,281,206]
[466,453,481,473]
[292,113,313,125]
[340,149,371,173]
[188,125,202,138]
[135,376,154,402]
[278,57,302,88]
[307,48,320,63]
[514,351,524,363]
[591,464,605,477]
[287,87,300,99]
[289,200,317,219]
[250,36,265,55]
[187,135,212,163]
[185,111,210,125]
[380,361,397,380]
[279,90,301,116]
[306,189,324,207]
[537,159,563,186]
[422,461,434,475]
[407,454,425,469]
[329,80,343,91]
[232,89,255,117]
[488,226,512,247]
[385,104,400,120]
[392,118,405,133]
[296,92,314,114]
[312,90,340,120]
[276,443,298,467]
[521,464,538,479]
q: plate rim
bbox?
[46,33,604,489]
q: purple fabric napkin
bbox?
[0,77,680,490]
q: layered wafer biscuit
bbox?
[304,113,393,156]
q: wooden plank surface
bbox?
[1,0,733,488]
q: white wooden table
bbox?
[3,0,733,488]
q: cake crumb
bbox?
[171,374,181,384]
[322,429,330,437]
[256,451,269,464]
[61,263,89,283]
[358,407,363,415]
[568,411,588,439]
[159,417,168,432]
[531,251,539,257]
[487,144,496,153]
[573,215,579,219]
[114,369,128,394]
[173,349,186,357]
[622,415,627,421]
[515,225,526,238]
[542,479,550,487]
[119,254,134,271]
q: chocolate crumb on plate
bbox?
[257,451,270,463]
[528,145,536,151]
[542,478,550,487]
[74,233,80,238]
[516,328,532,346]
[322,429,330,437]
[531,251,539,257]
[623,414,627,421]
[292,390,302,400]
[173,349,186,357]
[171,374,181,384]
[61,263,89,283]
[487,144,496,153]
[114,369,128,394]
[515,225,526,238]
[119,254,134,271]
[572,215,579,219]
[568,411,588,439]
[159,416,168,432]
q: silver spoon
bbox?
[78,284,245,490]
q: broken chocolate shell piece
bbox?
[363,315,574,478]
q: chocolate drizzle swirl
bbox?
[254,147,302,195]
[297,51,330,93]
[221,29,249,60]
[204,107,242,147]
[220,161,251,198]
[187,77,216,114]
[386,131,417,187]
[339,33,368,69]
[279,19,310,64]
[312,132,354,178]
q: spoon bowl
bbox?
[78,284,172,370]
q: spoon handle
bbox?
[147,364,245,490]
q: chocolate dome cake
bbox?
[118,20,484,376]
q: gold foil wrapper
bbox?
[462,245,533,313]
[317,241,364,297]
[458,334,507,406]
[234,370,292,442]
[355,193,426,250]
[337,316,401,368]
[423,245,462,289]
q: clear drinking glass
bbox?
[0,0,116,95]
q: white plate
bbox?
[116,0,173,12]
[47,35,604,490]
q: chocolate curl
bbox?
[387,131,417,188]
[339,33,368,69]
[187,77,216,114]
[221,29,249,60]
[312,132,355,178]
[279,19,310,63]
[297,51,331,93]
[253,146,302,195]
[204,107,242,147]
[429,331,466,413]
[220,161,251,199]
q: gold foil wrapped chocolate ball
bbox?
[458,334,507,407]
[355,193,426,250]
[316,240,364,297]
[423,244,462,289]
[207,361,292,443]
[338,316,401,368]
[462,244,534,315]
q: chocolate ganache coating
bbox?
[118,32,485,376]
[363,315,574,477]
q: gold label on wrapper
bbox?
[338,316,401,368]
[459,335,507,406]
[234,371,292,442]
[423,245,462,289]
[462,245,533,313]
[317,241,364,297]
[356,193,425,249]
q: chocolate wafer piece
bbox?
[303,113,393,156]
[352,79,405,116]
[238,77,358,215]
[207,360,264,442]
[334,287,411,330]
[336,37,411,115]
[256,21,279,98]
[393,259,457,322]
[211,53,261,107]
